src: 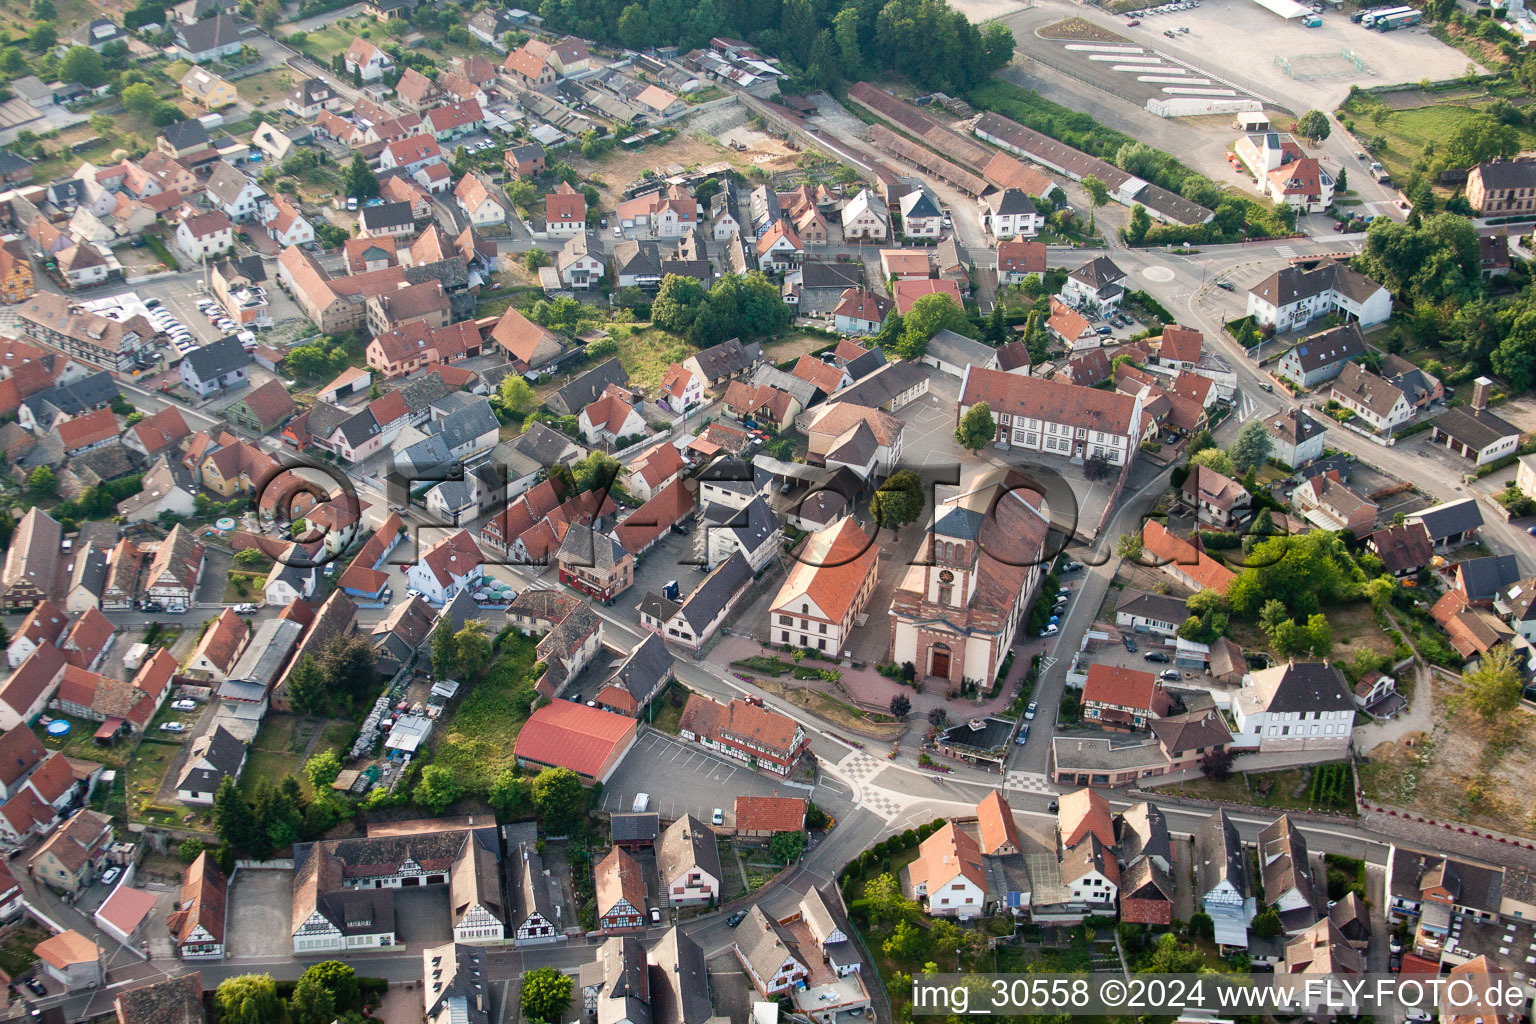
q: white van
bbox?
[632,793,650,812]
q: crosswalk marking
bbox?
[1006,771,1053,794]
[1274,245,1297,258]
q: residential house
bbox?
[1140,520,1236,595]
[1368,521,1435,578]
[840,190,889,242]
[262,197,314,247]
[1115,590,1188,638]
[28,808,112,894]
[175,726,246,804]
[1264,408,1328,468]
[2,508,62,612]
[682,338,761,387]
[997,239,1046,286]
[592,633,673,717]
[287,77,342,118]
[345,37,394,82]
[179,67,238,110]
[907,822,987,919]
[1232,661,1354,752]
[490,306,564,372]
[769,517,879,657]
[1193,809,1249,948]
[166,852,228,959]
[1182,464,1250,526]
[1277,322,1366,389]
[1246,259,1392,332]
[405,530,483,606]
[984,189,1042,239]
[174,13,243,62]
[679,694,809,776]
[1467,160,1536,216]
[1081,664,1173,731]
[179,336,249,397]
[898,190,943,239]
[556,522,633,602]
[595,847,647,934]
[1291,471,1378,538]
[1061,256,1127,313]
[636,552,752,655]
[657,814,722,905]
[830,287,891,336]
[556,232,604,291]
[1408,498,1483,550]
[174,209,234,261]
[958,366,1142,466]
[545,183,587,239]
[204,163,265,223]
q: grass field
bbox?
[290,22,360,59]
[615,327,697,394]
[1341,87,1536,182]
[428,632,538,794]
[234,69,301,105]
[1160,764,1356,814]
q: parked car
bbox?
[727,910,748,928]
[1123,634,1138,652]
[1127,17,1140,24]
[650,907,662,924]
[172,699,198,711]
[1015,725,1030,744]
[406,589,422,598]
[712,807,724,825]
[1047,799,1058,812]
[1025,701,1038,720]
[1159,669,1181,681]
[1215,281,1235,291]
[100,867,120,886]
[1144,651,1170,663]
[160,722,187,733]
[1037,624,1058,638]
[1059,560,1083,573]
[233,603,258,614]
[24,978,44,997]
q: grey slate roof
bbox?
[1193,808,1247,898]
[1432,405,1520,452]
[1115,589,1188,624]
[176,725,244,794]
[843,347,887,381]
[689,338,759,380]
[609,812,660,843]
[605,633,673,706]
[648,927,712,1024]
[926,329,994,367]
[159,119,211,152]
[424,944,490,1024]
[547,358,629,417]
[505,422,585,478]
[1070,255,1126,291]
[1266,408,1327,447]
[1116,801,1171,868]
[674,551,752,633]
[934,505,985,540]
[1288,323,1365,374]
[1409,498,1484,542]
[1248,662,1352,715]
[204,162,258,207]
[832,360,929,408]
[182,336,251,383]
[800,260,862,291]
[1250,260,1385,308]
[702,498,776,555]
[426,400,499,451]
[1457,554,1521,602]
[750,364,818,409]
[1472,160,1536,190]
[656,814,722,891]
[360,200,415,232]
[557,522,627,573]
[24,371,119,422]
[177,12,243,53]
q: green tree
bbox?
[454,621,493,677]
[871,469,925,532]
[302,960,360,1011]
[1227,531,1352,619]
[1357,213,1481,306]
[1251,907,1282,939]
[289,975,335,1024]
[1259,598,1290,637]
[1117,531,1144,561]
[618,3,652,48]
[897,292,971,359]
[983,300,1007,345]
[1304,612,1333,656]
[651,273,706,334]
[1296,109,1331,144]
[1189,447,1235,477]
[523,248,551,272]
[215,975,281,1024]
[1460,644,1522,721]
[954,401,995,454]
[1139,933,1207,974]
[304,749,342,790]
[1081,173,1109,233]
[531,766,585,831]
[769,830,806,863]
[214,776,260,852]
[0,48,30,75]
[414,764,462,812]
[883,919,925,960]
[258,0,283,31]
[30,0,55,19]
[178,838,206,863]
[1492,310,1536,391]
[862,872,919,928]
[431,619,457,677]
[28,23,56,52]
[521,967,573,1023]
[573,450,621,493]
[890,693,911,718]
[58,47,107,88]
[317,633,375,706]
[343,154,379,199]
[1228,419,1273,474]
[28,465,55,496]
[490,768,532,819]
[234,547,266,567]
[1439,113,1518,172]
[1125,203,1152,246]
[1334,165,1347,193]
[498,374,538,415]
[285,653,325,715]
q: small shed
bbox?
[1173,637,1209,669]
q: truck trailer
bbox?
[1376,8,1422,28]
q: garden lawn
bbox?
[124,739,187,824]
[290,23,358,60]
[1341,90,1536,183]
[1159,763,1356,814]
[428,633,538,794]
[0,922,49,977]
[615,328,698,394]
[238,715,314,798]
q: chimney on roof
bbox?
[1473,376,1493,412]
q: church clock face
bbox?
[938,569,955,584]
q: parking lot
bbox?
[601,730,819,826]
[225,868,294,958]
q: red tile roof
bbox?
[733,795,806,834]
[512,700,636,779]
